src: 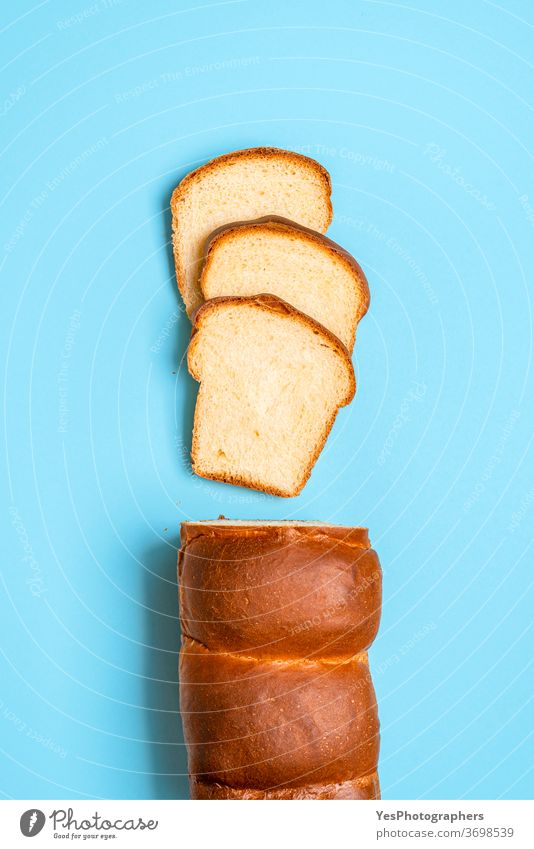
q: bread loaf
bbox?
[178,520,382,799]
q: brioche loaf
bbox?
[201,216,370,351]
[187,295,355,497]
[178,520,382,799]
[171,148,332,316]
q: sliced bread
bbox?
[201,216,369,350]
[187,295,355,497]
[171,148,332,316]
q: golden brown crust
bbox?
[181,521,371,547]
[178,521,382,799]
[201,215,370,338]
[179,522,382,660]
[187,294,356,497]
[191,773,380,799]
[189,410,339,498]
[171,148,333,315]
[189,293,354,371]
[179,637,379,791]
[171,148,332,220]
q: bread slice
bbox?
[187,295,355,497]
[201,216,369,351]
[171,148,332,316]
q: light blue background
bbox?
[1,0,533,801]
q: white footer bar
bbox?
[1,799,532,848]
